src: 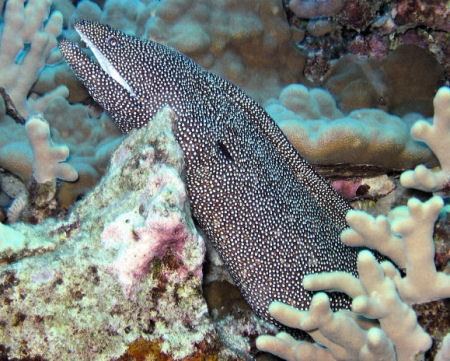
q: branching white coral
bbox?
[257,86,450,361]
[0,0,68,117]
[25,114,78,184]
[256,196,450,361]
[400,86,450,192]
[343,197,449,305]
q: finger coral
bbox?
[257,195,450,361]
[25,114,78,185]
[400,87,450,192]
[0,0,68,118]
[257,87,450,361]
[0,95,122,214]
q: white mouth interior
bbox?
[76,28,136,97]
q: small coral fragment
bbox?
[25,114,78,184]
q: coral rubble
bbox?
[0,109,239,361]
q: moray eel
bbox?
[59,20,359,325]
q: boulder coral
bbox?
[146,0,308,101]
[265,84,435,168]
[62,0,307,103]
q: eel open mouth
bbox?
[59,20,136,97]
[58,37,101,86]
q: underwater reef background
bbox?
[0,0,448,360]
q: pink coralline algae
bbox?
[287,0,449,87]
[101,164,200,298]
[331,179,363,199]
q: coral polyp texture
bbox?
[265,84,435,168]
[0,109,240,361]
[146,0,308,101]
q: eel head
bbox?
[59,20,186,132]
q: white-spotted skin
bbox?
[60,21,358,326]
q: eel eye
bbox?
[107,35,118,47]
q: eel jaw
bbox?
[58,37,139,133]
[58,38,100,86]
[73,22,136,97]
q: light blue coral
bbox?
[25,114,78,184]
[0,0,68,118]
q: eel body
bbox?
[59,20,359,325]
